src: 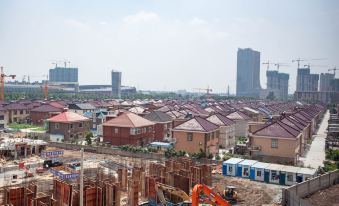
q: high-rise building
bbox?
[111,70,121,98]
[49,67,78,83]
[320,73,335,91]
[266,70,289,100]
[236,48,261,97]
[296,68,319,92]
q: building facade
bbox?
[111,70,122,98]
[236,48,261,98]
[47,111,91,142]
[266,70,289,100]
[320,73,335,91]
[49,67,78,83]
[296,68,319,92]
[172,117,220,155]
[103,112,155,146]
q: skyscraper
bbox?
[266,70,289,100]
[296,68,319,92]
[111,70,121,98]
[236,48,261,97]
[49,67,78,83]
[320,73,335,91]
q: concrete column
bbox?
[24,148,27,157]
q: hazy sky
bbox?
[1,0,338,94]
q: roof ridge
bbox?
[277,121,300,137]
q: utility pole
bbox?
[80,148,84,206]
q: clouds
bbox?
[123,11,160,24]
[0,0,338,94]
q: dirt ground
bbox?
[303,184,339,206]
[213,175,283,206]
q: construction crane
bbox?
[274,63,289,71]
[262,61,274,71]
[192,184,231,206]
[329,67,337,77]
[51,60,71,68]
[0,66,16,101]
[193,86,212,95]
[291,58,326,69]
[303,64,328,69]
[41,75,64,100]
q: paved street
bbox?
[300,110,329,169]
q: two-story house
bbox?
[172,116,219,155]
[102,112,155,146]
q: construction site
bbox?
[0,146,284,206]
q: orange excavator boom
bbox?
[191,184,231,206]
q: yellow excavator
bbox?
[155,182,191,205]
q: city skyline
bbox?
[1,0,338,94]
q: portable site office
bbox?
[297,167,317,182]
[281,165,301,186]
[250,162,270,182]
[222,158,244,176]
[237,159,258,178]
[266,164,284,184]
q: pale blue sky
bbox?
[1,0,338,93]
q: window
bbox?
[287,173,293,182]
[142,127,146,133]
[69,124,73,129]
[205,133,210,141]
[256,170,262,177]
[137,128,141,134]
[243,168,249,176]
[55,123,59,129]
[0,115,4,120]
[148,126,152,132]
[79,123,83,128]
[14,110,17,115]
[187,133,193,141]
[130,128,136,135]
[228,165,233,173]
[271,139,278,148]
[114,128,119,134]
[20,110,23,114]
[271,170,279,180]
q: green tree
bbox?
[85,132,93,145]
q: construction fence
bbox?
[282,170,339,206]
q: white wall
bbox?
[254,168,265,181]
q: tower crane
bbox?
[303,64,328,69]
[51,60,71,68]
[193,86,212,95]
[291,58,326,69]
[328,67,337,77]
[0,66,16,101]
[262,61,274,71]
[274,63,289,71]
[41,74,64,100]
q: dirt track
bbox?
[213,175,283,206]
[304,184,339,206]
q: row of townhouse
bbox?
[248,105,324,165]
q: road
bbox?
[300,110,329,169]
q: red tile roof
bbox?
[253,121,300,139]
[103,112,155,128]
[206,114,235,126]
[31,104,63,113]
[173,116,219,132]
[3,103,28,110]
[47,111,89,123]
